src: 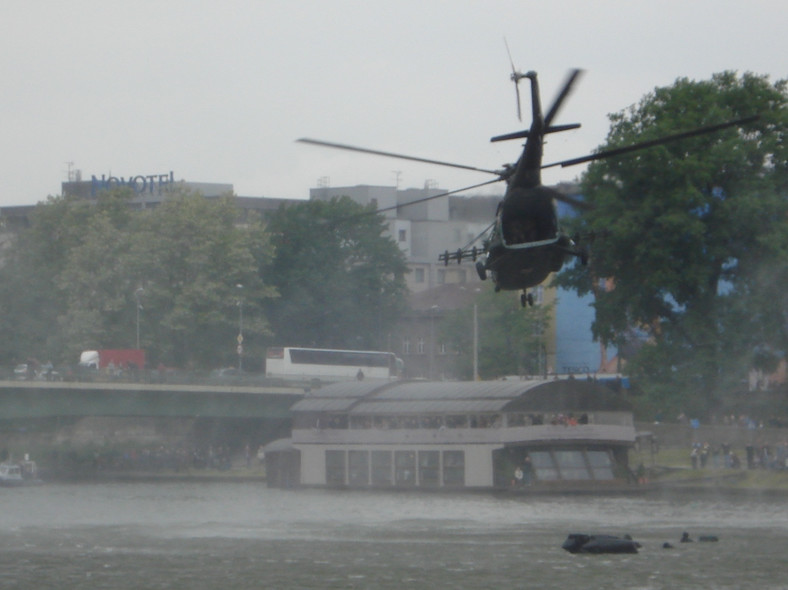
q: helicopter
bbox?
[298,68,758,307]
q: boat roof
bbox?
[291,379,631,415]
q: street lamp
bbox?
[236,284,244,370]
[429,305,439,380]
[134,287,144,349]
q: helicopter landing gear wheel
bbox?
[520,291,534,308]
[476,261,487,281]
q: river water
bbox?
[0,482,786,589]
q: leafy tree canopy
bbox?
[439,284,553,380]
[264,197,409,351]
[0,188,277,370]
[559,71,787,414]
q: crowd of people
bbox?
[689,440,788,470]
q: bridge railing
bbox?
[0,366,292,389]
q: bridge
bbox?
[0,380,306,420]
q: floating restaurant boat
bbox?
[265,378,638,491]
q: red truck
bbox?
[78,349,146,371]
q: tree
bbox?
[264,197,409,350]
[0,188,277,369]
[439,284,553,380]
[0,189,136,364]
[559,71,788,415]
[63,190,277,368]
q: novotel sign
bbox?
[90,171,175,197]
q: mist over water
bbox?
[1,483,786,589]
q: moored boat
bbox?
[266,378,638,491]
[0,458,43,487]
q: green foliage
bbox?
[439,284,553,380]
[0,188,277,369]
[264,197,409,351]
[559,71,788,414]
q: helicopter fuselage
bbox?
[483,185,574,291]
[298,65,755,306]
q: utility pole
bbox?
[473,303,479,381]
[236,284,244,370]
[134,287,144,349]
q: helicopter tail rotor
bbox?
[504,38,525,122]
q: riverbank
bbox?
[632,447,788,495]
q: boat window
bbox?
[394,451,416,486]
[554,450,591,480]
[418,451,440,487]
[400,416,419,429]
[529,451,559,481]
[371,451,393,485]
[443,451,465,486]
[348,450,369,486]
[325,450,346,485]
[326,415,348,429]
[445,415,467,428]
[420,415,442,429]
[350,415,372,429]
[586,450,615,480]
[507,413,527,427]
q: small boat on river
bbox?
[0,458,43,487]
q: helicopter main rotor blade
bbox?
[543,68,584,128]
[374,178,504,215]
[543,115,760,169]
[297,138,502,176]
[319,177,505,228]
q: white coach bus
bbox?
[265,347,403,383]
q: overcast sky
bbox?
[2,0,785,207]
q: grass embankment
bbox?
[631,447,788,492]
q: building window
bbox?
[403,338,410,355]
[437,269,446,284]
[398,229,407,242]
[457,269,467,283]
[414,268,425,283]
[438,342,446,355]
[417,337,424,354]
